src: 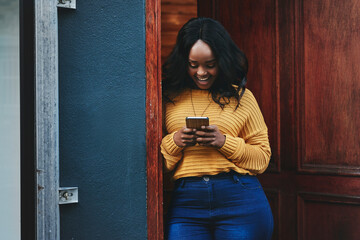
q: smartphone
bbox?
[186,117,209,130]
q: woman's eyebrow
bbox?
[206,59,216,63]
[188,59,216,63]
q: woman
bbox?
[161,17,274,240]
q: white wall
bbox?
[0,0,20,239]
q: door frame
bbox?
[32,0,165,239]
[20,0,36,239]
[145,0,164,239]
[34,0,60,239]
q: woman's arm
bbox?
[218,129,271,174]
[218,91,271,174]
[195,126,271,174]
[195,91,271,174]
[161,127,199,171]
[161,132,183,171]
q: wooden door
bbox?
[198,0,360,239]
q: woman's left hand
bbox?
[195,125,226,148]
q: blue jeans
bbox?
[165,171,274,240]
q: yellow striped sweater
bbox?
[161,88,271,180]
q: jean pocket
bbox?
[238,176,262,190]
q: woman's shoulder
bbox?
[229,85,257,102]
[234,87,261,112]
[165,88,192,105]
[242,88,257,101]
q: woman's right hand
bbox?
[173,127,197,147]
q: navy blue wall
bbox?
[58,1,147,239]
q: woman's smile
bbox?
[196,75,210,81]
[188,40,218,90]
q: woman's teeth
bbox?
[197,76,209,81]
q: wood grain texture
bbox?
[146,0,163,239]
[264,189,280,240]
[298,192,360,240]
[172,0,360,239]
[161,0,197,63]
[199,0,281,172]
[278,0,297,172]
[260,172,360,239]
[163,0,196,4]
[296,0,360,175]
[197,0,216,18]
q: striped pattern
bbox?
[161,88,271,180]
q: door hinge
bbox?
[57,0,76,9]
[59,187,78,204]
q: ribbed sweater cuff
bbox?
[218,134,245,159]
[162,131,184,155]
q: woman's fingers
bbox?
[180,127,197,146]
[174,127,196,147]
[195,125,225,148]
[195,125,218,138]
[182,137,196,144]
[183,128,197,134]
[181,133,195,139]
[174,125,225,148]
[195,131,215,137]
[200,125,217,131]
[181,128,196,141]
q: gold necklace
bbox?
[190,90,212,117]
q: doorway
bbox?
[161,0,198,220]
[151,1,360,240]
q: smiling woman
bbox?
[162,17,248,110]
[161,17,273,240]
[187,40,218,90]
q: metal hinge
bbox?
[59,187,78,204]
[57,0,76,9]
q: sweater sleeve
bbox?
[217,92,271,174]
[160,131,184,171]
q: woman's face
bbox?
[188,40,218,90]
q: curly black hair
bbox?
[162,17,248,109]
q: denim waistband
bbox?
[175,171,254,186]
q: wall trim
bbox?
[145,0,163,239]
[35,1,60,239]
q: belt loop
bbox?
[232,173,240,183]
[180,179,185,188]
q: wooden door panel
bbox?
[264,189,280,240]
[296,0,360,175]
[260,173,360,240]
[199,0,281,172]
[298,193,360,240]
[260,174,360,197]
[162,0,197,62]
[198,0,360,239]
